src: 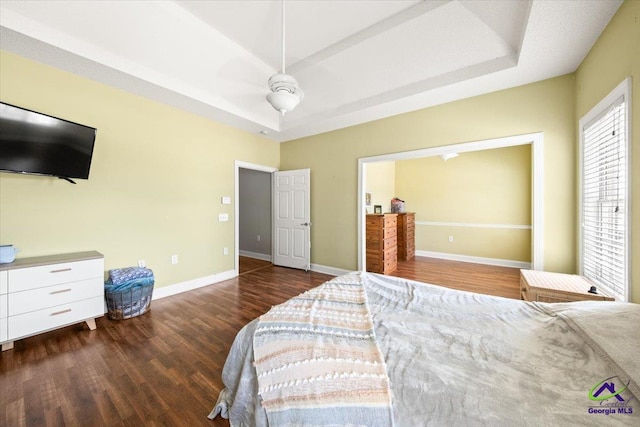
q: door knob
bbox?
[301,222,312,226]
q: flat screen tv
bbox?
[0,102,97,183]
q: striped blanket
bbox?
[253,272,394,426]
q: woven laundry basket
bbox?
[105,280,154,320]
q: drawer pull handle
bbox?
[50,268,72,274]
[50,288,72,295]
[50,309,72,316]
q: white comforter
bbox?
[211,272,639,426]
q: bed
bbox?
[208,272,639,426]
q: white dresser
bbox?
[0,251,104,351]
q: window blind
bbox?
[581,95,627,300]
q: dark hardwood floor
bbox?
[1,256,520,426]
[238,257,271,275]
[391,256,521,300]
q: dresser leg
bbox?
[85,318,97,331]
[2,341,14,351]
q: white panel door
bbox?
[273,169,310,270]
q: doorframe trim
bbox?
[357,132,544,272]
[234,161,278,275]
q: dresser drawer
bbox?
[382,235,397,250]
[8,296,104,341]
[0,318,7,343]
[405,246,415,260]
[383,225,397,239]
[0,270,7,294]
[0,270,6,321]
[382,257,397,274]
[0,294,7,319]
[8,277,103,316]
[406,222,415,233]
[383,216,397,229]
[383,247,397,262]
[8,258,103,292]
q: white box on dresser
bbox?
[0,251,104,351]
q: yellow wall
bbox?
[2,2,635,302]
[575,0,640,302]
[415,226,531,262]
[281,75,575,272]
[0,51,280,288]
[365,161,395,213]
[395,145,531,262]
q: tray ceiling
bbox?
[0,0,622,142]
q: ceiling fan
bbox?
[266,0,304,116]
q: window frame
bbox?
[578,77,632,302]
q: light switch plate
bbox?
[221,196,231,205]
[219,213,229,222]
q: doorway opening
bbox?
[357,132,544,272]
[235,161,277,274]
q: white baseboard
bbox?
[310,263,351,276]
[416,250,531,269]
[150,262,346,304]
[152,269,237,300]
[239,250,272,262]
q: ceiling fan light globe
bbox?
[266,90,300,114]
[268,73,299,91]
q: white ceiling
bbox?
[0,0,622,142]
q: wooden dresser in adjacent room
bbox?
[366,213,398,274]
[397,212,415,261]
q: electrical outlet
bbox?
[223,247,229,255]
[257,235,261,242]
[138,260,146,268]
[448,236,454,243]
[218,213,229,222]
[171,254,179,264]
